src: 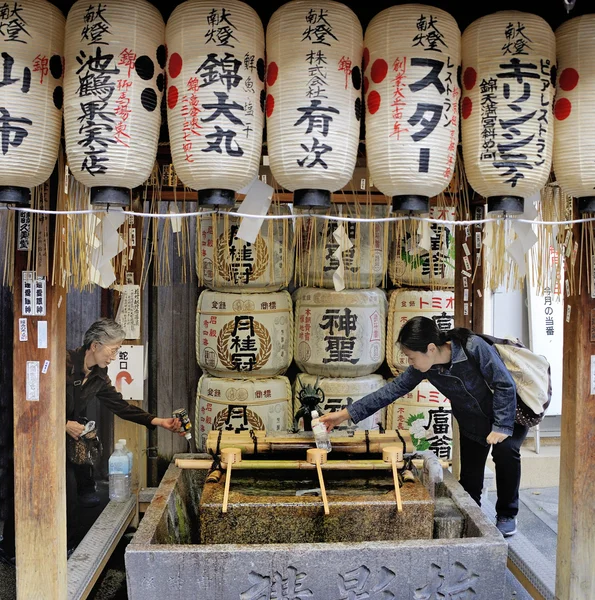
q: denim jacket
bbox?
[348,334,517,445]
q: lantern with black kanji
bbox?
[364,4,461,214]
[166,0,265,208]
[554,15,595,214]
[0,0,65,206]
[63,0,166,207]
[266,0,363,209]
[461,11,556,214]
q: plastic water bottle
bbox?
[108,443,130,502]
[311,410,332,453]
[118,438,133,474]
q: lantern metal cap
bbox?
[198,188,236,208]
[0,186,30,206]
[90,186,131,208]
[293,189,331,209]
[578,197,595,214]
[391,195,429,214]
[487,195,524,215]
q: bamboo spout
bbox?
[306,448,329,515]
[382,446,404,512]
[221,447,241,513]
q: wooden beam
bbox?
[556,210,595,599]
[13,182,67,598]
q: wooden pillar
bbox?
[13,180,67,598]
[556,214,595,599]
[453,196,485,478]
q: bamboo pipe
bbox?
[306,449,329,515]
[175,458,405,471]
[382,446,403,512]
[220,448,241,513]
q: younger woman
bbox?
[319,315,528,537]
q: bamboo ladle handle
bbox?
[382,446,403,512]
[221,447,242,513]
[307,448,329,515]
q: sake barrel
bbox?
[296,205,387,289]
[387,288,455,374]
[195,375,292,451]
[389,206,456,288]
[293,287,387,377]
[198,204,294,292]
[293,373,385,432]
[196,290,293,377]
[385,379,452,461]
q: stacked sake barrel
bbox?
[385,288,455,460]
[195,205,295,450]
[293,208,389,430]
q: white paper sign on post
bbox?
[107,345,144,402]
[115,285,141,340]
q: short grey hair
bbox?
[83,318,126,349]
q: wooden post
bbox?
[453,196,485,478]
[13,179,67,598]
[113,214,147,494]
[556,215,595,599]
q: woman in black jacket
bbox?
[66,318,184,552]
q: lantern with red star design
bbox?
[166,0,265,207]
[461,11,556,214]
[364,4,461,214]
[0,0,65,206]
[553,15,595,214]
[63,0,166,207]
[266,0,363,209]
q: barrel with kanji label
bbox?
[195,375,292,451]
[293,287,387,377]
[293,373,385,432]
[387,288,455,375]
[385,379,452,461]
[198,204,294,292]
[389,206,456,288]
[196,290,293,377]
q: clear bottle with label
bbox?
[118,438,133,474]
[108,442,131,502]
[310,410,332,453]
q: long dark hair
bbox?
[397,316,472,352]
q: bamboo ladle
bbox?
[382,445,404,512]
[220,447,242,513]
[306,448,329,515]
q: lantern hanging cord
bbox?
[1,204,595,228]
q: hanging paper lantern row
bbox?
[364,4,461,213]
[553,15,595,213]
[461,11,556,214]
[64,0,166,206]
[166,0,265,207]
[0,0,65,205]
[266,0,363,208]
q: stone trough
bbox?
[126,453,508,599]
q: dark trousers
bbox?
[459,422,529,518]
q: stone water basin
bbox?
[126,453,508,600]
[200,469,433,544]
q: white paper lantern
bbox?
[364,4,460,213]
[554,15,595,213]
[266,0,363,208]
[461,11,556,214]
[64,0,165,206]
[0,0,65,205]
[166,0,265,207]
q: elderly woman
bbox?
[66,318,183,553]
